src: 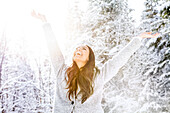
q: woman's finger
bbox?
[31,10,36,17]
[145,32,152,35]
[37,13,42,19]
[31,10,47,22]
[153,33,160,37]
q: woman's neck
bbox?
[76,62,86,69]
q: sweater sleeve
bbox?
[100,37,142,84]
[43,23,65,74]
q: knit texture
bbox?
[43,23,142,113]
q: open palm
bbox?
[31,10,47,22]
[139,32,160,39]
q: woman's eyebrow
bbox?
[76,46,88,50]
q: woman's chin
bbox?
[73,58,86,64]
[73,58,81,63]
[73,56,81,60]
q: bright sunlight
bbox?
[0,0,68,57]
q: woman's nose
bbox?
[77,48,81,51]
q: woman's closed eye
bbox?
[82,47,87,50]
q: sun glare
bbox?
[0,0,68,57]
[0,0,143,58]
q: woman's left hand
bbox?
[139,32,160,39]
[31,10,47,22]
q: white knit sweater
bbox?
[43,23,142,113]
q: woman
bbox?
[32,11,160,113]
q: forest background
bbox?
[0,0,169,113]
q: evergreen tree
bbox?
[65,0,137,67]
[0,28,55,112]
[136,0,170,112]
[64,0,141,112]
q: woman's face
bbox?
[73,45,90,67]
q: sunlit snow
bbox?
[0,0,169,113]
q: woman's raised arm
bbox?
[43,23,65,73]
[31,10,64,74]
[100,33,160,84]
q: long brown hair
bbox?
[65,45,96,104]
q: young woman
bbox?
[32,11,160,113]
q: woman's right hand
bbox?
[31,10,47,22]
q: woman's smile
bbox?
[75,51,82,56]
[73,45,90,68]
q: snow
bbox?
[0,0,169,113]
